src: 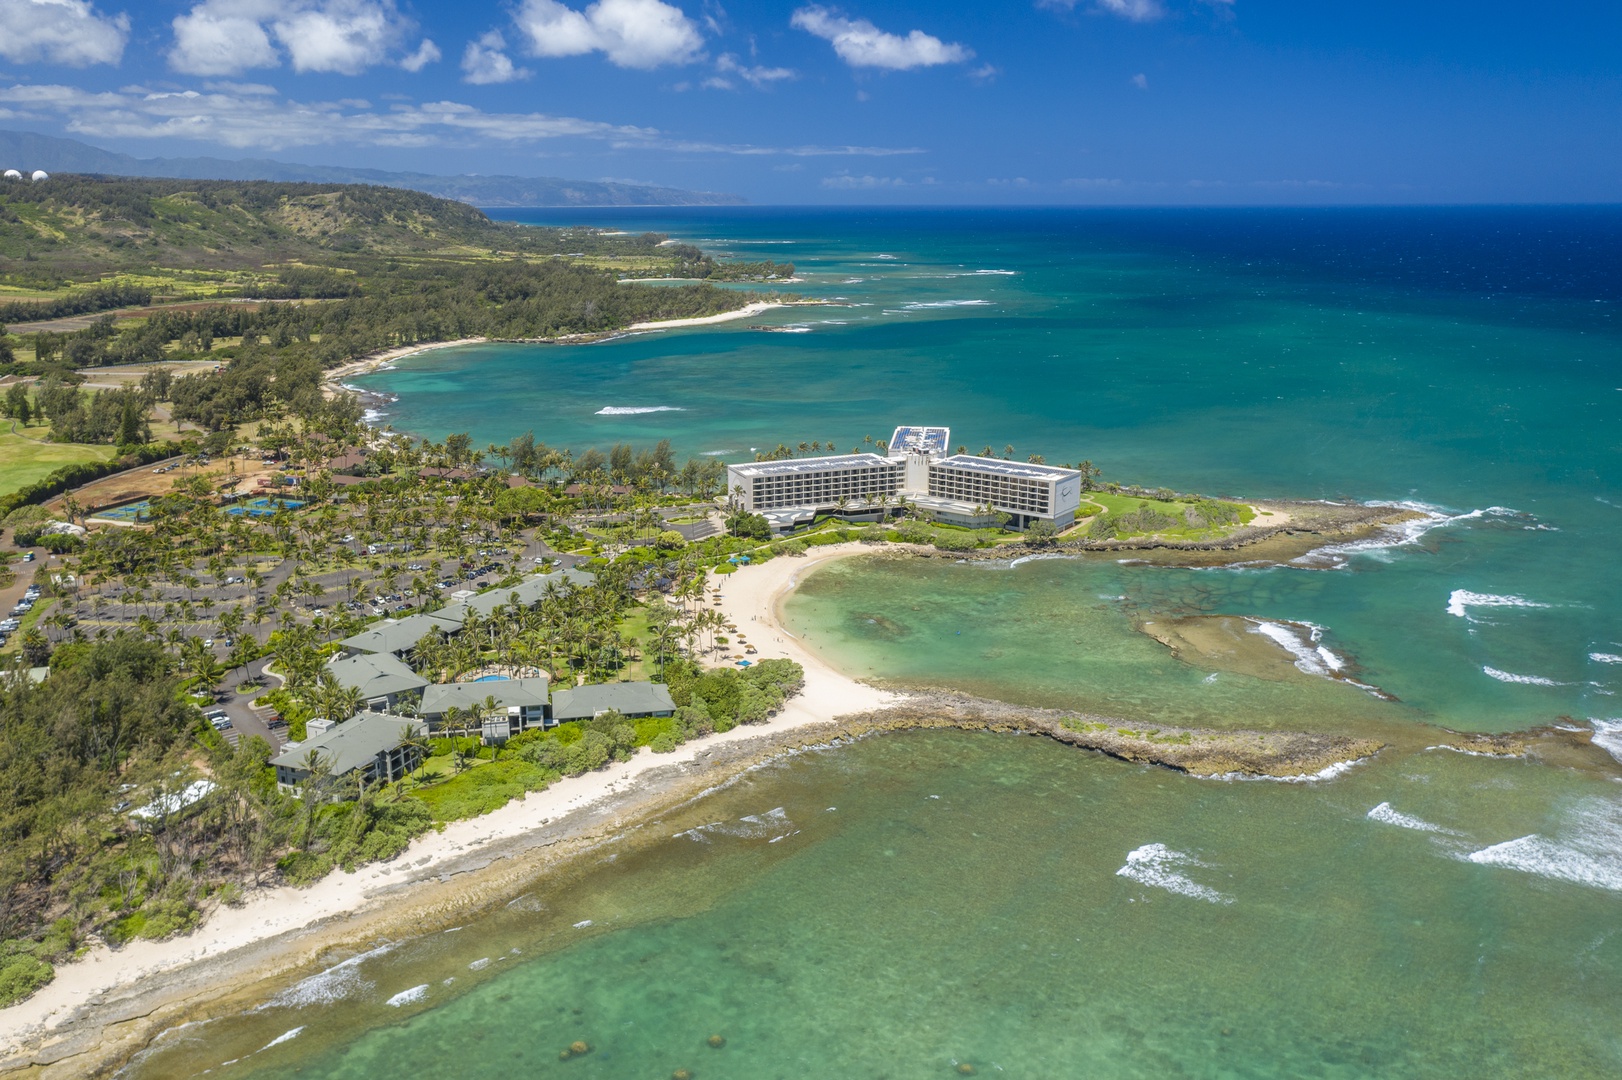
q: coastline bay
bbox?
[120,207,1620,1077]
[129,730,1622,1079]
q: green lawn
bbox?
[1079,491,1256,541]
[0,424,115,497]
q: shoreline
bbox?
[0,545,900,1076]
[320,299,798,404]
[11,537,1599,1077]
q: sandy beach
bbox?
[624,299,786,331]
[0,546,892,1076]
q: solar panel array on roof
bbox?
[888,426,951,457]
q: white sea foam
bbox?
[384,985,429,1007]
[1464,801,1622,892]
[1590,652,1622,664]
[974,269,1016,275]
[1248,620,1345,676]
[1367,801,1455,834]
[263,943,393,1008]
[1589,719,1622,764]
[901,299,993,309]
[1208,758,1365,784]
[1116,844,1232,904]
[1293,503,1522,570]
[841,277,865,284]
[259,1026,305,1051]
[468,957,491,970]
[1482,665,1568,686]
[1446,590,1552,619]
[595,406,684,415]
[572,919,593,928]
[676,806,792,843]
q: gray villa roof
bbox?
[552,681,676,722]
[324,651,429,699]
[337,612,463,655]
[270,711,425,777]
[419,676,552,717]
[440,568,596,621]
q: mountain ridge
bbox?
[0,129,745,208]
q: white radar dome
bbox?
[30,170,48,182]
[2,169,21,180]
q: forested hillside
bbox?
[0,175,690,274]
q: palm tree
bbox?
[298,749,334,847]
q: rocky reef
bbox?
[830,690,1386,779]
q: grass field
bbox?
[1077,491,1256,541]
[0,423,115,497]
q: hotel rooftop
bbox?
[727,421,1083,532]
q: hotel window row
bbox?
[928,466,1052,514]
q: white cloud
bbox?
[1096,0,1164,20]
[713,52,794,89]
[791,5,970,71]
[821,173,906,188]
[513,0,704,69]
[400,39,440,72]
[0,0,130,67]
[170,3,279,75]
[169,0,416,76]
[1130,72,1147,89]
[0,81,649,149]
[0,81,925,160]
[462,31,529,84]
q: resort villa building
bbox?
[270,712,427,788]
[726,424,1083,532]
[551,682,677,724]
[418,675,554,742]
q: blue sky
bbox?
[0,0,1617,203]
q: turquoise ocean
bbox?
[132,208,1622,1077]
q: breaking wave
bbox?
[1367,801,1455,834]
[1116,843,1232,904]
[1464,800,1622,892]
[259,1027,305,1051]
[675,806,793,843]
[1589,719,1622,764]
[1447,590,1551,619]
[263,943,394,1008]
[385,984,429,1007]
[1249,620,1344,676]
[596,406,685,415]
[1293,503,1524,570]
[1482,666,1568,686]
[1589,652,1622,664]
[901,299,993,310]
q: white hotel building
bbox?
[727,425,1082,532]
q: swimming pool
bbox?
[471,674,511,682]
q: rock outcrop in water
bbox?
[831,690,1385,779]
